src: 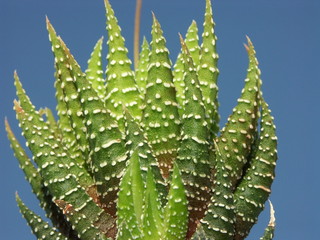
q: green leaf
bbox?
[185,20,201,67]
[163,163,188,240]
[48,19,128,216]
[175,36,212,238]
[47,19,88,166]
[216,37,261,188]
[86,37,106,100]
[259,201,276,240]
[39,107,62,140]
[6,119,43,200]
[197,0,220,137]
[53,66,79,161]
[234,99,278,239]
[201,146,235,240]
[142,167,164,240]
[135,37,150,99]
[5,119,75,237]
[13,75,114,240]
[104,0,143,131]
[143,14,180,179]
[117,149,143,239]
[54,199,112,239]
[116,221,135,240]
[16,193,68,240]
[123,109,167,203]
[173,20,201,117]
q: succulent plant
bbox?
[6,0,278,239]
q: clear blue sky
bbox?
[1,0,319,239]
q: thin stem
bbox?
[134,0,142,70]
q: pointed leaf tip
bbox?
[246,35,253,45]
[268,200,276,227]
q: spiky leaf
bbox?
[234,99,278,239]
[86,37,106,100]
[163,163,188,240]
[216,38,261,188]
[197,0,220,137]
[173,20,201,115]
[117,150,144,239]
[142,167,164,240]
[201,148,235,240]
[124,109,167,203]
[16,194,68,240]
[104,0,142,131]
[135,37,150,98]
[176,36,212,238]
[47,19,88,166]
[260,201,276,240]
[5,120,76,238]
[143,14,180,178]
[14,74,115,240]
[63,37,127,216]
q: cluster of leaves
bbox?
[7,0,278,239]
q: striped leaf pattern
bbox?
[233,99,278,239]
[216,38,261,189]
[48,19,88,167]
[176,36,212,239]
[123,109,167,202]
[6,120,77,238]
[143,14,180,179]
[9,1,278,240]
[16,194,68,240]
[104,0,142,131]
[135,37,150,99]
[117,150,144,239]
[197,0,220,137]
[61,36,127,217]
[14,73,115,240]
[86,37,106,100]
[163,163,189,240]
[173,20,201,116]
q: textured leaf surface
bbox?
[117,150,143,239]
[61,35,127,217]
[201,148,235,240]
[54,199,109,239]
[260,201,276,240]
[14,74,114,240]
[5,119,76,238]
[176,36,212,238]
[135,37,150,99]
[143,14,180,178]
[163,163,188,240]
[39,107,61,140]
[86,37,106,100]
[53,66,80,162]
[197,0,220,137]
[216,38,261,188]
[185,21,201,67]
[142,167,164,240]
[47,19,88,166]
[16,194,68,240]
[6,119,43,200]
[173,20,200,116]
[104,0,142,131]
[116,221,134,240]
[124,109,167,202]
[234,99,278,240]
